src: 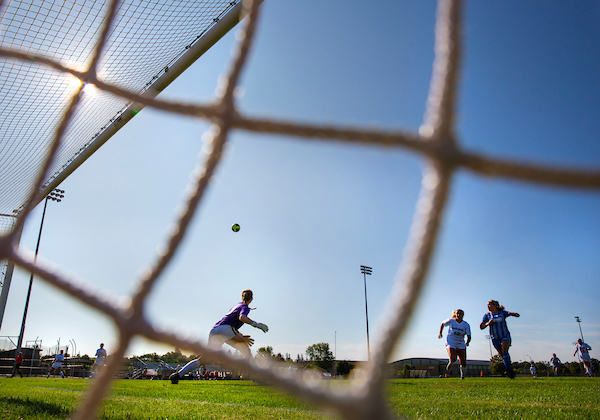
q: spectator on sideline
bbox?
[12,351,24,378]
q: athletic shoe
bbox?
[169,372,180,384]
[446,362,453,372]
[508,370,516,379]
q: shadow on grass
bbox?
[0,395,72,417]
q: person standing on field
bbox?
[12,351,24,378]
[438,309,471,379]
[530,363,536,378]
[169,289,268,384]
[480,300,520,379]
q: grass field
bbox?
[0,376,598,419]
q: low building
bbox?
[391,357,491,378]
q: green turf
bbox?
[0,376,597,419]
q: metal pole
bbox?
[0,214,23,333]
[15,189,64,357]
[334,331,337,360]
[485,335,493,358]
[15,196,49,353]
[575,316,584,342]
[360,265,372,361]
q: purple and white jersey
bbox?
[576,342,592,362]
[213,302,250,330]
[442,318,471,349]
[482,310,512,340]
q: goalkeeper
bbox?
[170,289,268,383]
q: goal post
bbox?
[0,214,22,333]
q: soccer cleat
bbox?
[169,372,180,384]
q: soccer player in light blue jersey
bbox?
[480,300,519,379]
[170,289,268,384]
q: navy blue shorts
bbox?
[492,335,511,353]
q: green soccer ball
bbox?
[232,223,240,232]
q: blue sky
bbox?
[2,1,599,365]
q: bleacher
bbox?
[0,347,42,376]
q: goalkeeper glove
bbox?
[252,321,269,333]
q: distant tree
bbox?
[569,362,582,375]
[256,346,274,361]
[140,352,160,362]
[306,343,335,371]
[336,360,355,377]
[534,362,548,376]
[490,354,504,374]
[162,348,189,364]
[400,363,412,378]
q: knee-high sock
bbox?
[178,359,201,376]
[502,352,512,371]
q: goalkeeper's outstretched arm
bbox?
[240,313,269,333]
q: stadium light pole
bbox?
[485,335,493,358]
[574,316,584,341]
[15,189,65,355]
[360,265,372,362]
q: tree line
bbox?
[125,343,356,375]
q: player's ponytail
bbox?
[489,300,505,311]
[242,289,253,305]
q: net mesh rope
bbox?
[1,0,600,419]
[0,215,16,286]
[0,0,240,215]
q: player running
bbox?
[47,349,66,378]
[480,300,520,379]
[550,353,561,377]
[438,309,471,379]
[91,343,107,377]
[169,289,268,384]
[574,338,594,377]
